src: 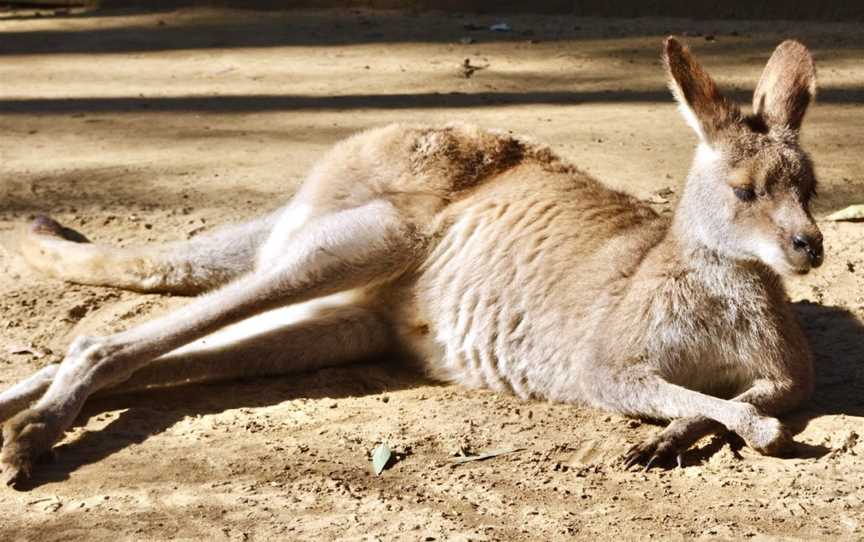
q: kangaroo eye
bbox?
[733,186,757,202]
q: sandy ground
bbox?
[0,7,863,541]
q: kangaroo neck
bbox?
[666,197,741,278]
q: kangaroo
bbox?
[0,37,821,486]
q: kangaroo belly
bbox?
[394,193,651,400]
[405,202,556,397]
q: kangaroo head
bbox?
[665,37,822,275]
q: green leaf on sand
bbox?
[372,443,392,476]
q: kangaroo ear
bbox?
[752,40,816,132]
[663,37,740,144]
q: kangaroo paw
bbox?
[623,432,684,471]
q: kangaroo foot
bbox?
[1,408,63,489]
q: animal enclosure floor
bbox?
[0,7,863,541]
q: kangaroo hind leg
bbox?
[107,301,392,394]
[0,299,389,428]
[1,199,415,486]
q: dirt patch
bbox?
[0,8,863,541]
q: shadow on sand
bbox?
[789,301,864,424]
[16,357,435,490]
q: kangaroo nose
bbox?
[792,233,824,267]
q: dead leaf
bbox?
[449,447,526,465]
[825,205,864,222]
[646,187,675,205]
[7,343,48,358]
[461,58,488,78]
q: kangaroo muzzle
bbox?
[791,231,824,268]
